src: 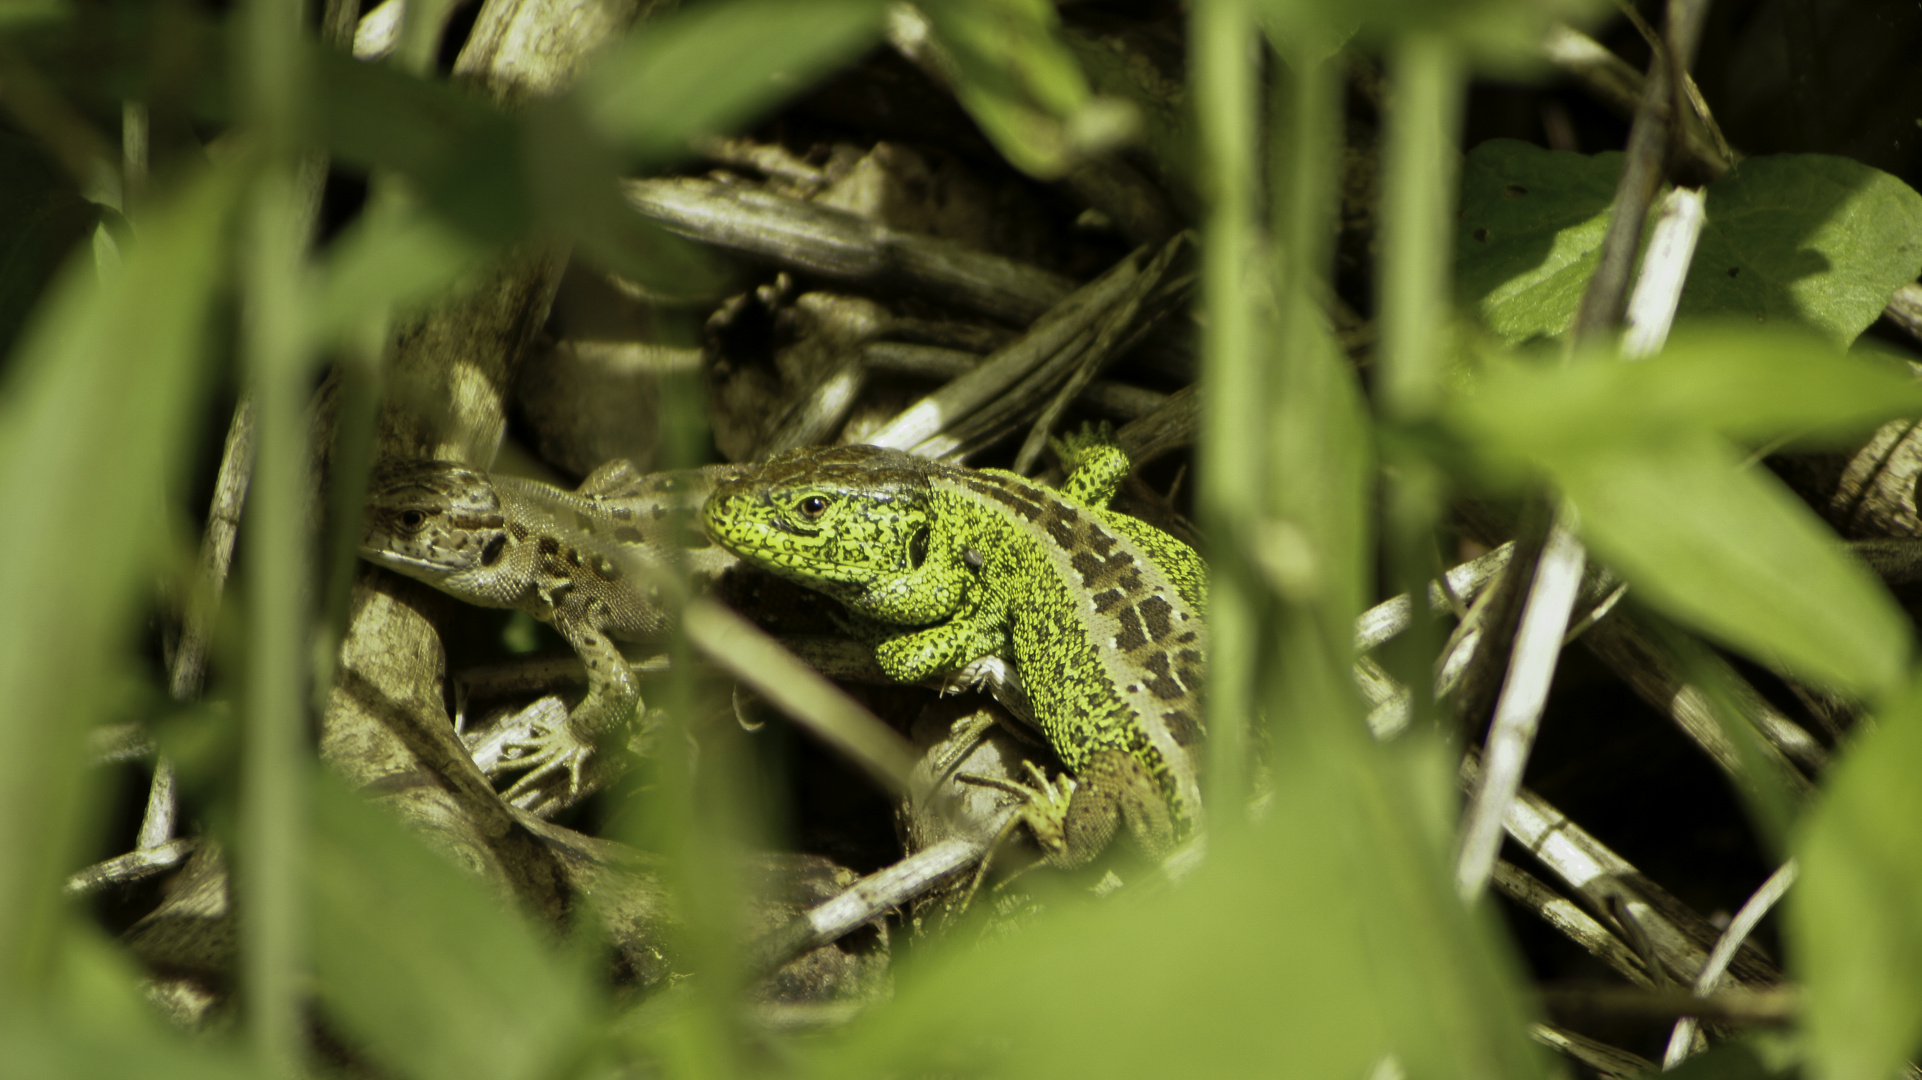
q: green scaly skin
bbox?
[702,427,1207,866]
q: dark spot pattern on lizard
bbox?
[360,458,738,808]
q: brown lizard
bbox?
[360,458,739,802]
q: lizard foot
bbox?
[495,714,597,807]
[953,762,1078,911]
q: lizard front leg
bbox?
[872,617,1008,687]
[498,612,638,803]
[961,749,1176,872]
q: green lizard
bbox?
[360,458,737,804]
[702,427,1207,868]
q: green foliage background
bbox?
[0,0,1920,1077]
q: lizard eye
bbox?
[397,509,429,531]
[797,495,829,519]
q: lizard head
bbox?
[702,445,935,599]
[361,462,511,583]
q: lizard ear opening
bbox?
[908,527,930,569]
[481,535,507,566]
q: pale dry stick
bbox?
[1530,1024,1655,1080]
[1540,24,1730,180]
[1356,543,1515,653]
[1889,283,1922,341]
[1457,42,1714,899]
[1581,613,1822,785]
[1011,240,1188,473]
[146,348,259,855]
[624,177,1074,327]
[1663,859,1800,1068]
[1455,515,1586,901]
[353,0,404,59]
[1574,0,1715,341]
[1470,751,1782,987]
[861,342,1169,420]
[64,839,198,899]
[943,266,1190,464]
[1355,541,1825,782]
[1359,544,1517,739]
[1621,188,1707,359]
[747,837,983,975]
[1355,561,1789,987]
[872,246,1150,452]
[1494,860,1658,988]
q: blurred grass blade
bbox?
[0,1016,257,1079]
[0,163,236,1012]
[1442,329,1920,698]
[577,0,885,168]
[807,731,1542,1078]
[314,195,486,338]
[1792,676,1922,1080]
[1555,438,1909,699]
[1192,0,1262,798]
[1451,331,1922,463]
[909,0,1136,179]
[310,46,528,243]
[310,774,600,1080]
[0,128,99,360]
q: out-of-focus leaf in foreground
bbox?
[1677,154,1922,345]
[915,0,1138,179]
[1558,437,1906,700]
[0,163,234,1007]
[1442,329,1922,698]
[1253,0,1607,64]
[0,129,99,360]
[1792,677,1922,1080]
[577,0,885,168]
[311,775,601,1080]
[310,45,721,297]
[0,1016,255,1080]
[806,730,1540,1078]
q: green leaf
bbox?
[310,47,530,244]
[1455,139,1620,345]
[309,47,722,296]
[1443,330,1922,697]
[1792,677,1922,1080]
[577,0,885,168]
[0,1016,256,1080]
[0,129,99,359]
[0,163,234,1003]
[1459,144,1922,347]
[917,0,1137,179]
[311,776,600,1080]
[1677,154,1922,345]
[811,731,1541,1079]
[1556,437,1908,698]
[314,197,486,337]
[1253,0,1604,63]
[1449,329,1922,468]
